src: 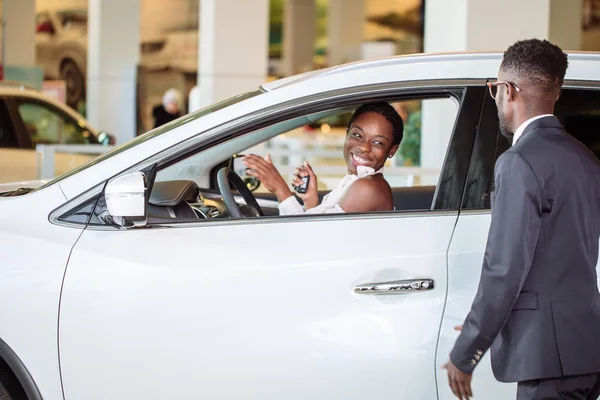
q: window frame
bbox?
[460,80,600,211]
[54,79,488,229]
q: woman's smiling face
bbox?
[344,111,398,175]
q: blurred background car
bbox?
[0,81,114,184]
[35,9,88,108]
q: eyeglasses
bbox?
[487,81,521,99]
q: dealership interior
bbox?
[0,0,598,187]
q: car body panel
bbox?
[60,213,456,399]
[0,185,81,400]
[35,9,88,80]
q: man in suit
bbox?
[443,39,600,399]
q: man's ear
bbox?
[506,83,517,102]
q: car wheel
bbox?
[60,59,85,108]
[0,364,26,400]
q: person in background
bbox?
[153,88,183,128]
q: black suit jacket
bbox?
[450,116,600,382]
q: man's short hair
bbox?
[500,39,568,93]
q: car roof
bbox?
[0,83,97,135]
[261,51,600,92]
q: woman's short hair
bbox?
[347,102,404,146]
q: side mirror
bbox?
[105,172,147,227]
[232,154,261,192]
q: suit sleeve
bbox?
[450,152,543,374]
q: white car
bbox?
[0,82,113,185]
[1,51,600,400]
[35,9,88,107]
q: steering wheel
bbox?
[217,167,265,218]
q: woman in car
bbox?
[243,102,404,215]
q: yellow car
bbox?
[0,82,113,184]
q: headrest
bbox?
[149,180,200,207]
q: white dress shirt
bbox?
[512,114,553,145]
[278,165,384,215]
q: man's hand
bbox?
[442,358,472,400]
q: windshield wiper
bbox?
[0,187,35,197]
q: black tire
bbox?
[0,363,26,400]
[60,59,86,108]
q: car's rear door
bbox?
[58,83,486,400]
[438,81,600,400]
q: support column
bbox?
[87,0,140,144]
[327,0,364,67]
[281,0,315,77]
[420,0,582,175]
[1,0,35,67]
[424,0,582,53]
[197,0,269,109]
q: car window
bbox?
[461,85,600,210]
[57,9,87,29]
[16,100,94,145]
[152,86,483,221]
[242,97,459,193]
[0,100,18,148]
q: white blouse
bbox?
[278,165,384,215]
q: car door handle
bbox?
[354,279,434,294]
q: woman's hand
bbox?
[291,161,319,209]
[244,154,292,202]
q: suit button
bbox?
[476,349,483,355]
[474,354,481,361]
[471,359,477,365]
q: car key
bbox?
[294,174,310,194]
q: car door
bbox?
[57,84,485,399]
[437,82,600,400]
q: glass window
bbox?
[243,97,459,193]
[462,86,600,210]
[17,101,93,145]
[155,95,461,217]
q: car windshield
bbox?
[57,9,88,29]
[32,90,262,192]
